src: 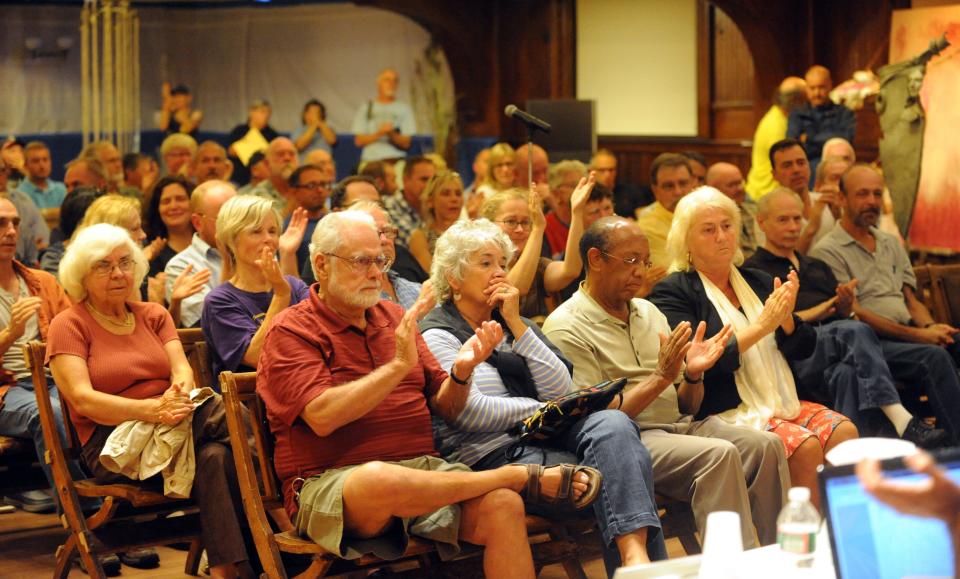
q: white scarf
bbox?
[697,267,801,430]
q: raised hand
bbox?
[756,281,792,334]
[529,184,547,231]
[655,321,693,384]
[857,452,960,527]
[394,294,433,370]
[4,297,42,342]
[637,265,668,298]
[279,207,308,257]
[570,171,597,216]
[147,274,167,304]
[685,321,733,377]
[483,277,521,323]
[143,237,167,262]
[453,320,504,379]
[171,264,212,303]
[255,245,290,297]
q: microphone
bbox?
[504,104,552,133]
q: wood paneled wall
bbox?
[364,0,896,177]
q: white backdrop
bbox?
[0,3,436,136]
[576,0,698,136]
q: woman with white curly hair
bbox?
[47,223,255,578]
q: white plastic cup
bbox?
[699,510,744,579]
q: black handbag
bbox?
[505,378,628,461]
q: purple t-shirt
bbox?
[201,275,311,380]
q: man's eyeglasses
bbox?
[496,219,533,231]
[91,257,136,277]
[377,226,399,240]
[599,251,652,269]
[325,253,393,273]
[298,181,334,191]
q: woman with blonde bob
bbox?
[466,142,517,218]
[201,195,310,378]
[480,174,593,322]
[408,170,464,272]
[648,187,857,507]
[48,223,256,578]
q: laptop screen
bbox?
[820,450,960,579]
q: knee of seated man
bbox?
[476,488,525,521]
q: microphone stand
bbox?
[526,124,534,188]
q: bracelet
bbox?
[450,365,471,385]
[682,370,703,384]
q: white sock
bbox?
[881,404,914,436]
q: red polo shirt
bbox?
[257,286,448,517]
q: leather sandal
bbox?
[512,463,602,510]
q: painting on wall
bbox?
[890,6,960,251]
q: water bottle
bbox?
[777,486,821,568]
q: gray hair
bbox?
[666,186,743,272]
[430,219,514,304]
[59,223,149,301]
[308,210,378,280]
[756,187,803,218]
[548,160,587,191]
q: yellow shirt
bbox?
[636,201,674,270]
[745,105,788,200]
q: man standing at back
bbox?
[352,68,415,162]
[746,77,807,200]
[788,65,857,187]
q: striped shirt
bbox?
[422,326,572,466]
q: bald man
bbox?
[164,180,236,327]
[787,65,857,188]
[706,162,763,258]
[351,68,416,162]
[746,76,808,200]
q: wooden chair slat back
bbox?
[930,265,960,327]
[220,371,283,508]
[25,341,83,459]
[178,328,215,391]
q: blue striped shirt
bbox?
[422,326,573,466]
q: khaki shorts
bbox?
[294,455,470,561]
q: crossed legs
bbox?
[341,460,586,579]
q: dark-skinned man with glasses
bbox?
[543,217,791,553]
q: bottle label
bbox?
[778,530,816,555]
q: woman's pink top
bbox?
[46,301,179,445]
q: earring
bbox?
[453,290,462,301]
[686,251,692,265]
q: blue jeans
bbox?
[474,409,666,577]
[791,320,902,435]
[0,378,88,499]
[880,339,960,444]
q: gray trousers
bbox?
[640,416,790,548]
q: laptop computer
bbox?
[819,446,960,579]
